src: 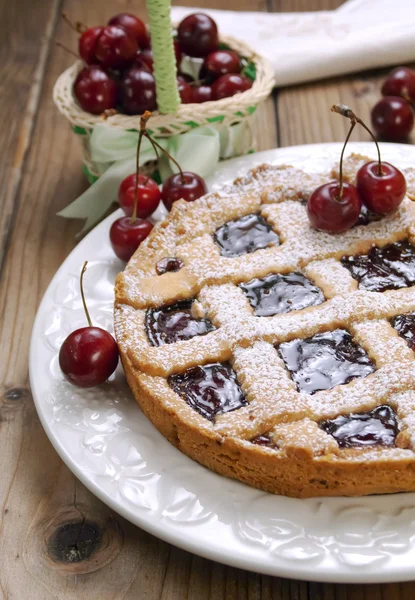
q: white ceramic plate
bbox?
[30,142,415,584]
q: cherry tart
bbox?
[115,156,415,498]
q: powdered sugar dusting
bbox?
[115,156,415,464]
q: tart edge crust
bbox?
[120,350,415,498]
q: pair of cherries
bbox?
[109,111,207,262]
[371,66,415,141]
[308,105,407,234]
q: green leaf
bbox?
[82,164,99,184]
[183,120,200,128]
[242,61,257,81]
[72,125,88,135]
[152,170,162,185]
[207,115,225,124]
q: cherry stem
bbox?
[55,41,80,60]
[188,78,208,88]
[132,113,150,223]
[145,134,185,183]
[145,134,161,161]
[338,120,356,199]
[131,111,186,207]
[80,261,92,327]
[61,12,86,34]
[332,104,382,176]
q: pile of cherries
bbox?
[109,111,207,262]
[371,66,415,142]
[70,11,253,115]
[308,104,407,234]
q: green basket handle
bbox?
[147,0,180,114]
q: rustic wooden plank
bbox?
[0,0,61,272]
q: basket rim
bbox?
[53,33,275,130]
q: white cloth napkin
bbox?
[171,0,415,87]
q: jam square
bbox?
[278,329,375,395]
[341,240,415,292]
[214,213,279,258]
[239,271,324,317]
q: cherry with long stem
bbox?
[306,105,362,233]
[332,103,407,215]
[110,111,155,261]
[59,262,119,388]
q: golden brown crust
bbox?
[115,157,415,498]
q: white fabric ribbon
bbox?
[58,124,225,235]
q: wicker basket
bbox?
[53,33,275,180]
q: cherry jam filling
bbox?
[214,213,279,258]
[250,433,277,448]
[169,362,247,421]
[239,272,324,317]
[146,300,215,346]
[391,312,415,350]
[156,257,184,275]
[278,329,375,395]
[355,204,383,227]
[319,405,399,448]
[341,240,415,292]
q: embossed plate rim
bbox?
[30,142,415,583]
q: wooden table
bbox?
[2,0,414,597]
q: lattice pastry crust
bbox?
[115,155,415,498]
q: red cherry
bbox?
[178,73,194,83]
[307,182,362,233]
[177,75,194,103]
[192,84,213,103]
[137,48,154,71]
[79,26,103,64]
[212,74,252,100]
[118,174,161,218]
[74,65,117,114]
[203,50,241,78]
[356,161,406,215]
[119,67,157,115]
[110,216,153,261]
[161,172,207,211]
[94,25,138,68]
[59,261,119,388]
[59,327,119,388]
[135,52,152,73]
[174,39,182,67]
[136,43,180,72]
[177,13,218,58]
[108,13,150,49]
[371,96,414,141]
[382,67,415,102]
